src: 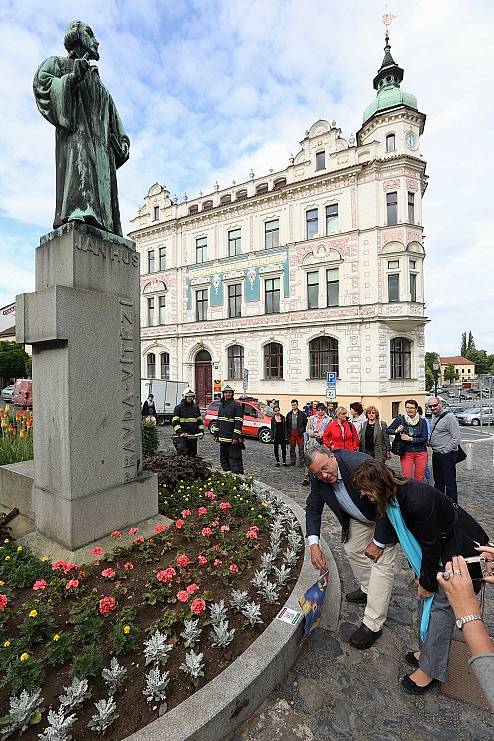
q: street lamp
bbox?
[433,362,440,396]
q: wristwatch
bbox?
[455,614,483,630]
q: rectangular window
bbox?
[159,246,166,271]
[195,289,208,321]
[326,268,339,307]
[196,237,207,264]
[410,272,417,302]
[386,192,398,225]
[386,134,396,152]
[265,219,279,249]
[407,191,415,224]
[147,249,155,273]
[306,209,318,240]
[325,204,338,235]
[228,228,241,257]
[315,151,325,170]
[410,260,416,270]
[387,260,399,270]
[265,277,280,314]
[158,295,166,324]
[228,283,242,318]
[388,273,399,302]
[153,205,159,220]
[307,271,319,309]
[160,353,170,380]
[147,297,154,326]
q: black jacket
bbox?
[393,480,489,592]
[215,397,243,443]
[172,400,204,435]
[142,400,156,418]
[387,415,428,453]
[285,409,308,435]
[271,415,287,443]
[305,450,396,546]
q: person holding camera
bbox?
[352,459,489,695]
[387,399,428,480]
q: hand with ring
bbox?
[437,555,480,619]
[475,545,494,585]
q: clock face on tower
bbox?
[405,131,418,150]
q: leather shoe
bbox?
[349,623,382,650]
[345,588,367,604]
[405,651,419,668]
[401,673,438,695]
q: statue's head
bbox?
[64,21,100,61]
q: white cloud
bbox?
[0,0,493,353]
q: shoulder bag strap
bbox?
[429,411,448,441]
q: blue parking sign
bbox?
[326,372,337,385]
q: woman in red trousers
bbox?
[322,406,359,451]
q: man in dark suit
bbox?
[306,446,397,649]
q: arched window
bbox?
[309,337,338,379]
[264,342,283,379]
[227,345,244,380]
[390,337,411,379]
[188,205,198,215]
[220,194,232,205]
[236,189,248,201]
[256,183,268,194]
[160,352,170,380]
[202,200,213,211]
[273,177,286,190]
[147,353,156,379]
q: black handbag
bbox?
[391,416,405,456]
[456,445,467,463]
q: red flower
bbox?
[177,589,189,603]
[32,579,47,591]
[99,596,116,614]
[153,524,168,534]
[219,501,231,510]
[128,527,138,535]
[101,568,116,579]
[123,561,134,570]
[197,506,208,516]
[205,491,217,500]
[111,530,122,539]
[181,508,191,518]
[91,547,104,558]
[220,525,230,533]
[229,563,239,573]
[198,554,208,565]
[214,558,222,567]
[191,597,206,615]
[133,536,144,543]
[201,527,213,537]
[0,594,8,610]
[246,528,258,540]
[186,582,200,594]
[211,520,220,527]
[65,579,79,590]
[175,519,185,529]
[61,562,77,574]
[78,570,87,578]
[156,567,176,583]
[176,554,190,569]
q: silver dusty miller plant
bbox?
[59,678,91,713]
[283,547,299,566]
[143,667,170,703]
[241,601,263,627]
[180,618,202,648]
[270,532,281,557]
[251,569,268,591]
[260,552,276,572]
[259,580,280,604]
[287,530,303,552]
[272,563,291,585]
[209,599,228,626]
[230,589,249,612]
[143,630,173,666]
[87,697,119,734]
[210,620,235,648]
[38,708,77,741]
[179,651,205,679]
[0,689,43,739]
[101,658,127,695]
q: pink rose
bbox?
[181,508,191,518]
[156,567,176,583]
[214,558,222,567]
[65,579,79,590]
[33,579,47,591]
[101,568,116,579]
[191,597,206,615]
[219,501,231,510]
[111,530,122,539]
[133,536,145,543]
[201,527,213,537]
[61,562,77,574]
[204,490,217,499]
[246,529,258,540]
[91,547,104,558]
[229,563,239,573]
[123,561,134,570]
[197,506,208,516]
[198,554,208,565]
[177,589,189,603]
[128,527,138,535]
[99,596,116,614]
[175,519,185,529]
[220,525,230,533]
[153,524,168,533]
[176,554,190,569]
[51,559,66,570]
[186,582,200,594]
[0,594,8,610]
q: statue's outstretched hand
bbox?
[73,53,90,83]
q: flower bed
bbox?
[0,406,33,466]
[0,472,303,740]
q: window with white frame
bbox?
[306,209,318,239]
[147,297,154,326]
[390,337,411,379]
[307,271,319,309]
[195,289,208,321]
[325,204,338,235]
[228,283,242,318]
[196,237,207,263]
[159,246,166,271]
[158,295,166,324]
[228,228,241,257]
[387,260,400,302]
[315,151,325,170]
[409,259,418,302]
[227,345,244,380]
[147,353,156,379]
[147,249,155,273]
[153,205,159,221]
[265,277,280,314]
[160,352,170,380]
[407,191,415,224]
[386,191,398,225]
[265,219,279,249]
[326,268,339,306]
[386,133,396,152]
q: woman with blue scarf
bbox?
[352,459,489,695]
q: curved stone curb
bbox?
[126,482,341,741]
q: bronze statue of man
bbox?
[33,21,130,236]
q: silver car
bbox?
[457,407,494,426]
[0,385,14,402]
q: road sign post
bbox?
[243,368,249,393]
[326,372,336,401]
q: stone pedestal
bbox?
[16,222,158,550]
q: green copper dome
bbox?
[363,33,417,123]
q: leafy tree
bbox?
[425,351,440,389]
[465,348,490,375]
[444,363,457,383]
[460,332,467,357]
[0,341,30,381]
[467,331,475,352]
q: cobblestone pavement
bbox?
[157,425,494,740]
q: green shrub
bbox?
[72,643,103,679]
[142,421,159,457]
[18,605,55,647]
[5,654,43,692]
[45,631,72,667]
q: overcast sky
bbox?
[1,0,493,353]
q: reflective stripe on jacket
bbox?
[216,398,243,442]
[172,401,204,435]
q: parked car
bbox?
[459,390,474,400]
[12,379,32,409]
[447,405,468,417]
[457,407,494,426]
[204,396,274,443]
[0,384,15,402]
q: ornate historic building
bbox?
[129,34,428,417]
